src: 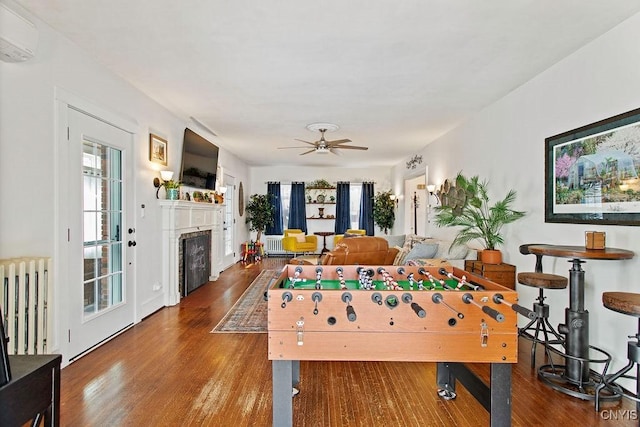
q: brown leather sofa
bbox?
[321,236,399,265]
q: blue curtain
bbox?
[265,182,283,235]
[359,182,375,235]
[334,181,351,234]
[288,182,307,233]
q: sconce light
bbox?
[427,184,440,205]
[389,194,399,208]
[218,186,228,195]
[153,170,174,199]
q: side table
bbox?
[313,232,335,254]
[464,260,516,289]
[0,354,62,427]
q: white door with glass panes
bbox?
[222,174,236,269]
[65,107,135,361]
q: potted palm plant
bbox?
[245,194,274,242]
[434,173,525,264]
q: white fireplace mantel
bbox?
[159,200,224,306]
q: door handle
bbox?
[128,240,137,247]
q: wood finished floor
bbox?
[59,258,635,426]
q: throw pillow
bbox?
[404,243,439,262]
[289,233,306,243]
[383,234,405,248]
[393,246,409,265]
[344,232,363,239]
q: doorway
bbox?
[222,174,236,269]
[404,175,427,235]
[59,104,135,362]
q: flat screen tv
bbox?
[180,128,219,190]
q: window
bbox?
[350,184,362,229]
[280,184,291,232]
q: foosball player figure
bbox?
[377,267,402,291]
[315,267,323,290]
[406,272,415,290]
[336,267,347,290]
[289,266,303,289]
[357,267,374,290]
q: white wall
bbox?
[0,0,248,359]
[392,12,640,373]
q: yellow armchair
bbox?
[334,229,367,245]
[282,229,318,254]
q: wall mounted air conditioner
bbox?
[0,3,38,62]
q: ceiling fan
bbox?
[279,127,369,155]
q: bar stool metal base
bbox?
[519,296,565,369]
[538,343,617,401]
[595,338,640,412]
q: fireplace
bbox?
[159,200,224,306]
[180,230,211,296]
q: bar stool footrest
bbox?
[537,344,615,401]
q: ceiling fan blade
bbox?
[330,148,341,155]
[299,149,316,155]
[278,146,315,149]
[294,139,317,146]
[333,145,369,150]
[326,138,352,145]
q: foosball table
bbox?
[268,264,528,426]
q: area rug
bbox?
[211,269,280,333]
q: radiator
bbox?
[264,236,286,255]
[0,257,52,355]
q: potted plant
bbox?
[245,194,274,242]
[309,178,333,189]
[163,180,182,200]
[373,190,395,234]
[434,172,525,264]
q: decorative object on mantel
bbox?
[238,182,244,216]
[406,154,423,170]
[153,170,182,200]
[373,190,396,234]
[245,193,274,242]
[163,180,182,200]
[434,172,525,264]
[193,191,204,202]
[149,133,168,166]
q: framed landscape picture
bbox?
[149,133,168,166]
[545,107,640,225]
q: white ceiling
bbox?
[15,1,640,167]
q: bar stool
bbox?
[595,292,640,412]
[517,244,568,368]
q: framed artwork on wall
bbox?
[149,133,168,166]
[545,107,640,225]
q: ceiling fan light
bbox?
[316,147,330,154]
